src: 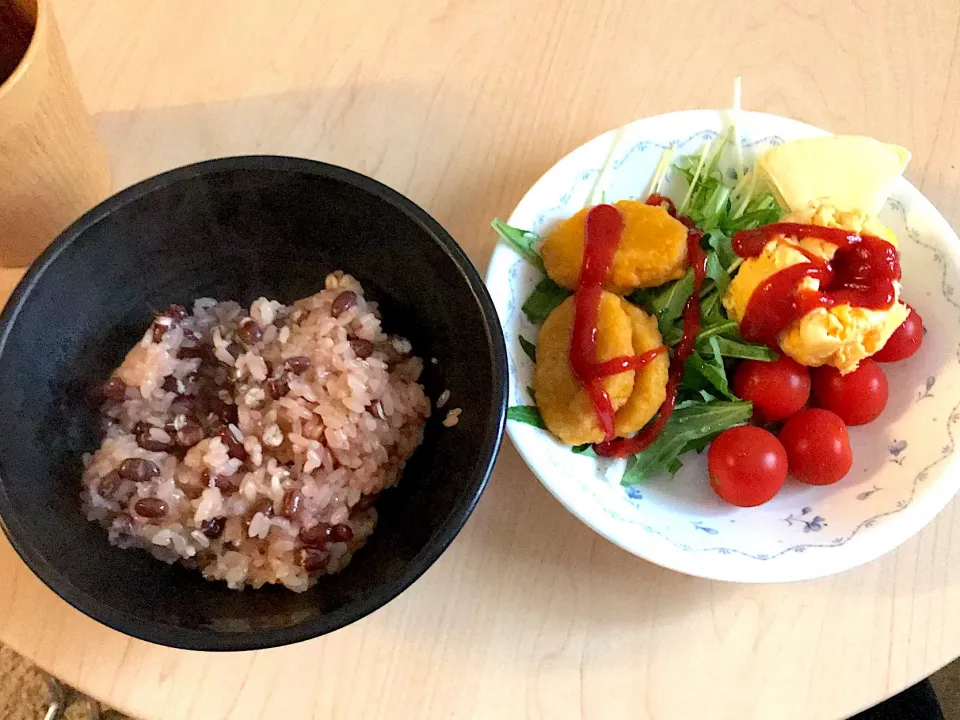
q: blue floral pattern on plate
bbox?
[486,110,960,582]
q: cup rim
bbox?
[0,0,44,103]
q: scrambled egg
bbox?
[723,201,908,374]
[541,200,689,294]
[788,202,899,248]
[534,292,668,445]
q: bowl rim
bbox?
[0,155,508,651]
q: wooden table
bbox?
[2,1,959,718]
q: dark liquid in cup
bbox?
[0,2,34,85]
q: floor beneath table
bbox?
[933,666,960,718]
[1,640,959,719]
[0,644,132,720]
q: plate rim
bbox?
[486,108,960,583]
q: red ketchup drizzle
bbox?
[569,205,667,441]
[731,223,900,346]
[587,347,667,378]
[594,196,707,458]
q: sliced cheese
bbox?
[757,135,910,216]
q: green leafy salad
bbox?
[495,129,786,484]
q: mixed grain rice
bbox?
[82,272,430,592]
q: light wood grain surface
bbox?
[1,1,959,718]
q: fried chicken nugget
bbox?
[534,293,635,445]
[614,300,669,436]
[541,200,689,294]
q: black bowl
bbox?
[0,157,507,650]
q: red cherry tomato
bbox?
[732,355,811,422]
[778,409,853,485]
[811,360,888,426]
[873,306,923,362]
[708,426,788,507]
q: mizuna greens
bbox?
[494,131,785,483]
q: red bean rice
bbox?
[81,273,430,591]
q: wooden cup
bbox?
[0,0,112,267]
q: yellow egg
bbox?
[723,240,816,324]
[783,202,898,249]
[541,200,689,294]
[780,302,909,372]
[723,201,908,374]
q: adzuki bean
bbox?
[162,304,188,321]
[200,517,226,539]
[329,523,354,542]
[330,290,357,317]
[135,423,173,452]
[101,377,128,401]
[235,318,264,345]
[300,548,329,572]
[133,497,167,519]
[281,490,301,518]
[175,423,205,448]
[218,425,248,461]
[299,523,330,548]
[179,484,204,500]
[285,356,311,375]
[349,337,374,359]
[118,458,160,483]
[266,376,289,399]
[97,471,123,500]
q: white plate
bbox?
[485,109,960,583]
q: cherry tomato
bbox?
[811,360,888,426]
[778,409,853,485]
[708,426,788,507]
[873,305,923,363]
[732,355,811,422]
